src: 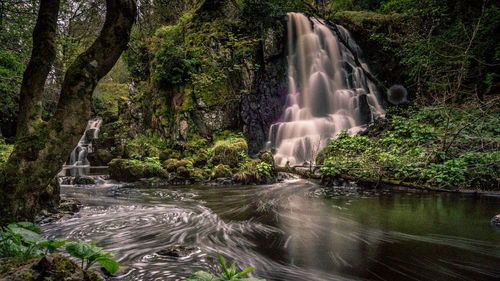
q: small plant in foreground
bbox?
[188,254,265,281]
[0,222,69,260]
[0,222,119,274]
[65,240,119,274]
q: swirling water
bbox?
[41,180,500,280]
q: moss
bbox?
[190,168,208,182]
[176,166,190,178]
[213,164,231,178]
[92,82,129,115]
[0,143,13,164]
[257,150,274,166]
[0,258,38,279]
[109,158,167,182]
[163,158,180,172]
[210,137,248,167]
[15,269,35,280]
[159,149,181,161]
[193,148,208,167]
[48,254,100,281]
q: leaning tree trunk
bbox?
[0,0,136,225]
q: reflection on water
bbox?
[41,180,500,280]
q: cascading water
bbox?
[61,118,103,177]
[268,13,384,166]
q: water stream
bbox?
[41,181,500,280]
[268,13,384,166]
[60,118,103,177]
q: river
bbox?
[40,179,500,280]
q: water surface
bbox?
[41,180,500,280]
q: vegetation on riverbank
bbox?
[318,106,499,190]
[108,132,277,185]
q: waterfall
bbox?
[268,13,384,166]
[62,118,103,176]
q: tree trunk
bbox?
[16,0,60,137]
[0,0,136,225]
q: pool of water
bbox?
[41,179,500,280]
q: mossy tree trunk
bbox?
[0,0,136,225]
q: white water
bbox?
[61,118,102,176]
[269,13,384,166]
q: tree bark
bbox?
[0,0,136,225]
[16,0,60,137]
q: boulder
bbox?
[491,214,500,226]
[73,176,96,185]
[157,245,195,257]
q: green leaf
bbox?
[7,224,43,244]
[218,254,230,276]
[187,271,221,281]
[65,240,96,259]
[37,239,70,253]
[233,267,255,279]
[95,257,119,274]
[229,263,236,277]
[14,222,41,234]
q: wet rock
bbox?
[36,199,81,224]
[58,198,82,213]
[157,245,195,257]
[73,176,96,185]
[491,214,500,226]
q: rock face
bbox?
[491,214,500,226]
[242,48,288,154]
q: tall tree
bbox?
[0,0,136,224]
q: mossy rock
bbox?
[210,138,248,167]
[96,150,113,165]
[176,166,191,178]
[258,150,275,166]
[109,158,166,182]
[159,149,181,161]
[1,254,100,281]
[193,148,208,167]
[163,158,179,172]
[190,168,208,182]
[213,164,232,178]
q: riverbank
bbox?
[316,105,499,192]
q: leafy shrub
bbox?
[65,240,119,274]
[0,222,68,260]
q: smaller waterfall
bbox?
[268,13,384,166]
[61,118,102,177]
